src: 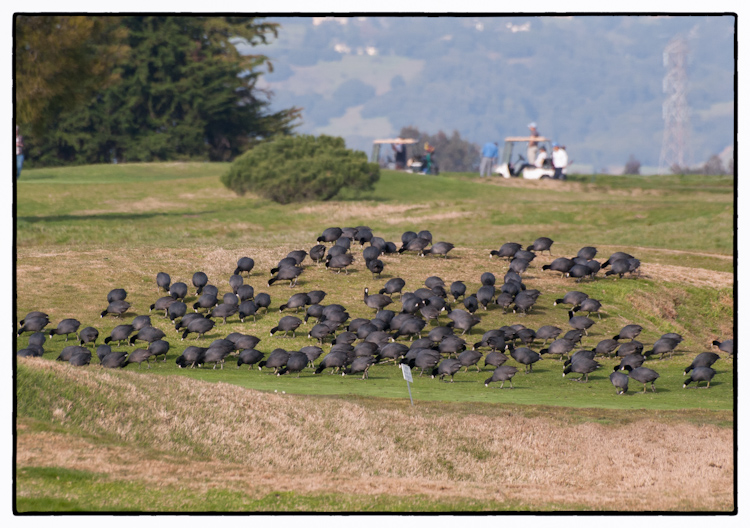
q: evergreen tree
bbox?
[15,15,127,137]
[26,16,300,166]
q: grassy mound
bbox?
[16,360,734,512]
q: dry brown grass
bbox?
[74,197,180,216]
[618,245,733,261]
[626,285,684,322]
[642,263,733,289]
[17,360,734,511]
[709,290,735,340]
[297,202,430,220]
[479,178,674,201]
[15,246,732,342]
[483,178,590,195]
[295,202,478,225]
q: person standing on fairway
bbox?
[552,143,568,180]
[479,141,498,177]
[16,126,24,180]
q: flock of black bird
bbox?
[17,225,734,395]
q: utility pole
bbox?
[659,36,691,174]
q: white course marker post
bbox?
[401,362,414,406]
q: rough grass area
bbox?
[15,163,735,512]
[16,361,734,512]
[17,165,734,271]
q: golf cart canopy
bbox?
[501,136,552,165]
[373,138,419,144]
[504,136,551,142]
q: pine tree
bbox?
[25,16,300,166]
[15,15,127,136]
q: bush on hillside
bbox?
[623,154,641,175]
[702,155,726,175]
[221,135,380,204]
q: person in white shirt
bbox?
[534,146,547,168]
[552,143,568,180]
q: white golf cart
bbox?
[494,136,555,179]
[370,138,439,175]
[370,138,419,169]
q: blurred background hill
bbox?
[252,15,734,174]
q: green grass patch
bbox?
[162,355,733,412]
[17,164,734,257]
[16,465,582,512]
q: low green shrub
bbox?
[221,134,379,203]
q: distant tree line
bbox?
[624,153,732,175]
[667,154,732,175]
[16,16,301,167]
[398,126,480,173]
[697,154,732,175]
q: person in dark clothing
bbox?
[392,141,407,169]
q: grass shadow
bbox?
[18,210,219,224]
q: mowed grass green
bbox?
[15,162,734,414]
